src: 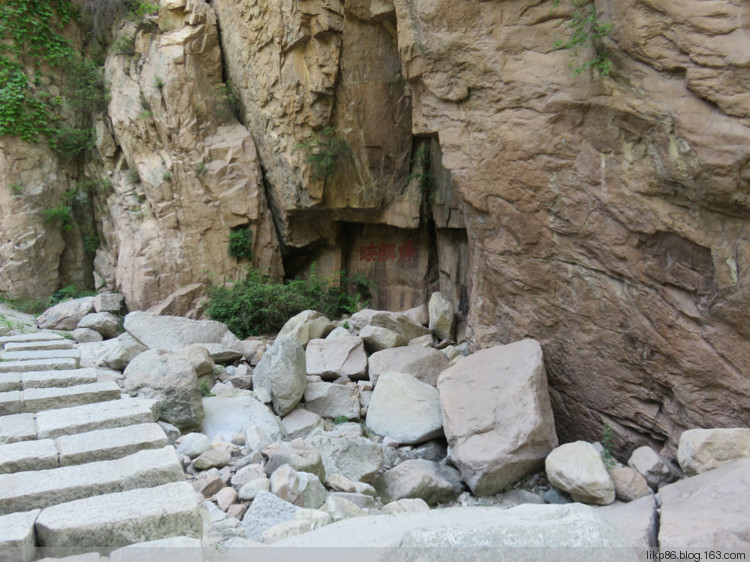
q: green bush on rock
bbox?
[207,268,374,338]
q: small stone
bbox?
[326,473,356,492]
[226,503,249,520]
[176,432,212,459]
[320,495,365,522]
[72,328,103,343]
[282,408,325,440]
[270,464,300,503]
[628,446,674,488]
[382,498,430,514]
[238,477,270,501]
[196,475,225,497]
[545,441,615,505]
[261,519,311,544]
[610,467,652,502]
[193,447,232,470]
[293,508,331,529]
[231,463,266,490]
[216,486,238,511]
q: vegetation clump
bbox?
[552,0,612,76]
[297,126,351,180]
[228,228,253,261]
[207,268,374,339]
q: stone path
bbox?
[0,332,202,560]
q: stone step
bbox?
[57,423,168,467]
[0,382,122,416]
[4,340,75,352]
[0,358,78,373]
[0,424,168,474]
[0,368,111,393]
[0,509,40,562]
[34,481,202,549]
[0,413,36,445]
[0,446,184,515]
[1,348,81,363]
[0,333,64,347]
[34,399,158,440]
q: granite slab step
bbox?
[1,349,81,363]
[21,368,101,389]
[22,382,122,413]
[57,423,168,467]
[4,340,75,352]
[34,482,202,549]
[0,359,78,373]
[0,438,58,474]
[0,373,21,393]
[0,509,40,562]
[0,413,36,445]
[35,399,158,439]
[0,446,184,515]
[0,333,64,347]
[0,391,22,416]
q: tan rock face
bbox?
[100,1,282,313]
[392,0,750,452]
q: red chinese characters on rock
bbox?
[359,241,419,267]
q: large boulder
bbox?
[365,372,443,445]
[201,395,284,443]
[253,336,306,416]
[308,431,383,483]
[545,441,616,505]
[277,311,335,347]
[595,495,659,548]
[77,312,122,339]
[370,310,431,343]
[123,311,245,354]
[368,346,449,387]
[123,349,204,429]
[303,382,360,420]
[305,337,367,380]
[438,339,558,495]
[36,297,96,330]
[677,427,750,476]
[659,459,750,548]
[373,459,463,506]
[98,333,148,370]
[271,503,637,549]
[428,292,455,341]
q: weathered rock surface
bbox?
[305,337,367,380]
[438,339,558,495]
[628,446,674,488]
[123,312,243,354]
[304,382,360,420]
[277,311,335,347]
[253,336,307,416]
[659,459,750,548]
[596,495,659,548]
[308,431,383,483]
[123,349,204,429]
[264,439,326,483]
[677,427,750,476]
[368,346,449,387]
[201,395,284,443]
[609,467,651,502]
[428,292,455,341]
[77,312,122,339]
[365,372,443,445]
[546,441,616,506]
[374,459,463,506]
[36,298,96,331]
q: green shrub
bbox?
[297,126,351,180]
[51,126,95,157]
[48,284,96,306]
[228,228,253,261]
[552,0,612,76]
[207,268,374,338]
[43,205,74,232]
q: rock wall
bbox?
[392,0,750,452]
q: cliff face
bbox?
[0,0,749,452]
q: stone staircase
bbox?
[0,332,203,560]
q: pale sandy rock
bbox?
[609,467,651,502]
[368,346,449,387]
[37,298,96,331]
[304,381,360,420]
[659,459,750,548]
[231,464,266,490]
[326,327,352,339]
[428,292,455,341]
[265,439,326,483]
[360,325,403,352]
[596,495,659,548]
[305,337,367,380]
[438,339,558,495]
[193,446,232,470]
[320,496,365,522]
[261,519,311,544]
[238,478,270,501]
[277,311,335,347]
[282,409,325,440]
[349,310,378,332]
[242,491,299,541]
[545,442,616,506]
[77,312,122,339]
[270,464,300,503]
[124,312,242,353]
[72,328,103,344]
[123,349,204,429]
[677,428,750,476]
[98,333,148,371]
[370,311,431,343]
[293,508,331,530]
[381,498,430,515]
[326,473,356,493]
[244,424,273,454]
[308,431,383,483]
[94,293,123,313]
[373,459,463,506]
[329,491,377,510]
[177,345,215,377]
[408,334,434,348]
[402,304,429,326]
[176,432,212,459]
[201,395,285,443]
[628,446,674,488]
[365,372,443,445]
[253,336,307,416]
[216,486,238,512]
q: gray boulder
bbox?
[242,491,299,541]
[308,431,383,483]
[123,349,204,429]
[370,311,431,343]
[373,459,463,506]
[368,346,449,387]
[438,339,558,496]
[277,310,335,347]
[37,297,96,330]
[253,336,306,416]
[264,439,326,483]
[545,441,616,505]
[360,325,403,352]
[677,427,750,476]
[365,372,443,445]
[304,382,360,420]
[428,292,455,341]
[282,409,325,440]
[628,446,674,488]
[77,312,122,339]
[201,395,284,443]
[305,337,367,380]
